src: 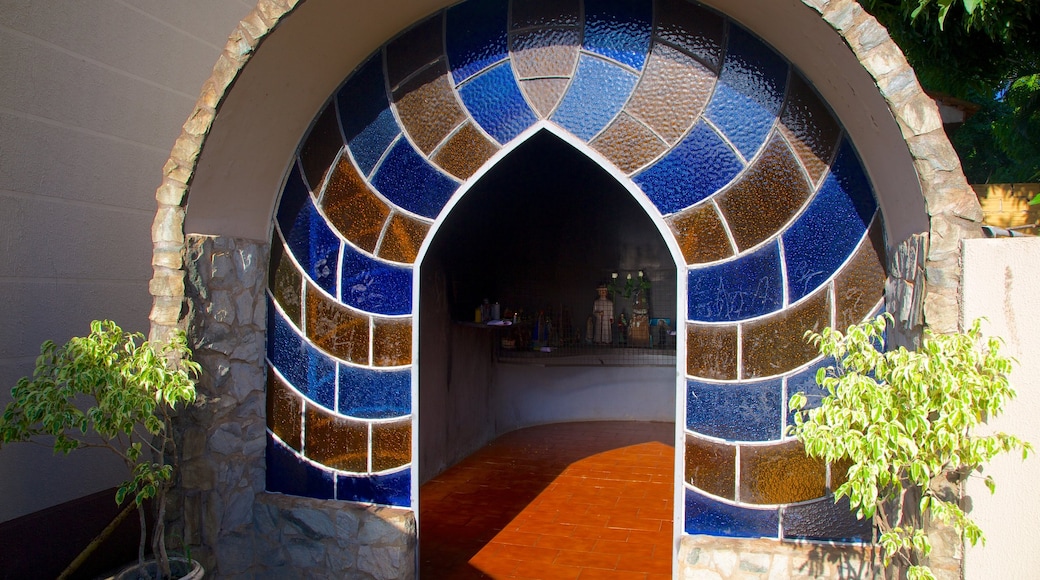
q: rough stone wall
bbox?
[679,535,884,579]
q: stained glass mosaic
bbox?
[266,0,884,539]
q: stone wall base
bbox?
[678,535,884,579]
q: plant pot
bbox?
[114,557,204,580]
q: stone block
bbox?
[358,545,404,579]
[150,268,185,298]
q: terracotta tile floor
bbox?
[419,421,675,579]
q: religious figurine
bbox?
[592,284,613,344]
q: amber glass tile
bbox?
[267,366,303,451]
[687,322,738,380]
[372,317,412,367]
[654,0,726,71]
[372,418,412,472]
[834,218,886,332]
[385,14,444,90]
[377,212,431,264]
[589,112,668,174]
[740,440,826,505]
[510,28,580,79]
[625,43,716,145]
[519,78,571,118]
[666,204,733,265]
[685,434,736,500]
[392,63,468,155]
[511,0,580,29]
[270,237,303,326]
[299,103,344,192]
[304,404,368,472]
[830,457,854,491]
[321,154,391,253]
[716,133,812,251]
[742,290,830,379]
[779,74,842,187]
[306,282,370,364]
[432,121,500,179]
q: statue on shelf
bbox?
[592,284,613,344]
[629,288,650,347]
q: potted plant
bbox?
[0,320,202,579]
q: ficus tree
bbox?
[789,314,1032,580]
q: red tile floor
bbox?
[419,421,676,579]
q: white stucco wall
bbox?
[962,237,1040,578]
[0,0,251,523]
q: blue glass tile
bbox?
[337,365,411,419]
[340,243,413,316]
[284,196,341,296]
[370,138,459,219]
[704,26,788,160]
[687,242,783,322]
[266,433,335,499]
[550,54,639,142]
[447,0,509,85]
[458,62,538,144]
[782,496,873,543]
[786,357,833,429]
[337,55,401,177]
[685,487,780,538]
[337,469,411,507]
[782,141,877,302]
[276,161,310,235]
[583,0,652,71]
[633,120,743,214]
[267,300,336,410]
[687,378,782,441]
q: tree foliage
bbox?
[790,314,1032,580]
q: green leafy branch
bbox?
[606,270,651,299]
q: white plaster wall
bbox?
[961,237,1040,579]
[0,0,251,523]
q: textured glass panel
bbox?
[392,63,468,155]
[337,469,411,507]
[834,218,886,332]
[783,495,873,542]
[270,235,303,327]
[321,154,391,253]
[716,132,812,251]
[742,290,830,379]
[783,140,877,302]
[267,300,337,410]
[654,0,725,71]
[370,138,459,219]
[304,404,368,472]
[284,197,340,296]
[687,379,782,441]
[458,62,538,144]
[337,365,411,419]
[583,0,653,71]
[337,55,401,178]
[377,213,431,265]
[372,317,412,367]
[519,78,571,118]
[510,28,580,79]
[372,419,412,471]
[306,282,370,364]
[300,104,343,192]
[589,112,667,174]
[625,42,716,145]
[550,54,639,141]
[340,243,413,315]
[266,434,335,499]
[687,241,783,322]
[446,0,509,85]
[686,323,738,380]
[511,0,580,29]
[267,366,303,451]
[684,488,779,538]
[431,121,500,179]
[666,204,733,265]
[685,434,735,499]
[633,120,743,214]
[385,14,443,89]
[785,357,833,428]
[740,440,826,505]
[779,73,842,187]
[276,161,310,235]
[704,26,788,161]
